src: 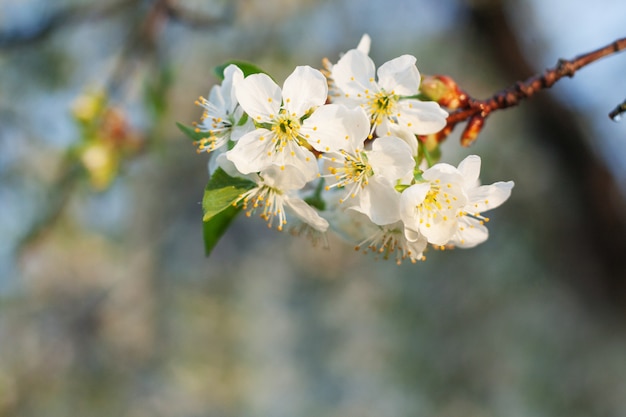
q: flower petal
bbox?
[282,66,328,116]
[451,216,489,248]
[350,176,401,225]
[286,197,329,232]
[388,124,418,157]
[398,100,448,135]
[222,64,244,112]
[368,136,414,182]
[377,55,421,95]
[399,182,431,228]
[214,152,258,182]
[225,128,274,174]
[235,73,281,122]
[261,165,308,191]
[331,49,377,97]
[466,181,514,213]
[422,162,461,182]
[356,34,371,55]
[457,155,481,189]
[303,105,369,153]
[419,214,457,246]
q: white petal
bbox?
[406,234,428,261]
[368,136,415,182]
[466,181,514,213]
[420,215,457,246]
[399,182,430,228]
[235,73,281,122]
[282,66,328,116]
[222,64,244,112]
[261,165,308,191]
[230,117,255,142]
[214,152,258,181]
[404,227,423,243]
[274,141,319,182]
[208,84,226,113]
[452,216,489,248]
[351,176,401,225]
[422,162,461,182]
[457,155,482,189]
[356,34,371,54]
[399,181,459,245]
[388,124,419,157]
[286,197,329,232]
[398,100,448,135]
[303,104,369,153]
[331,49,377,97]
[377,55,421,95]
[225,129,273,174]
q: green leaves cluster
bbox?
[177,60,271,255]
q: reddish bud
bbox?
[421,75,468,109]
[461,114,486,147]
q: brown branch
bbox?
[443,37,626,145]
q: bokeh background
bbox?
[2,0,626,416]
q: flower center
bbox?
[355,224,426,264]
[415,182,462,228]
[271,112,301,147]
[367,90,396,126]
[324,150,373,202]
[239,185,288,231]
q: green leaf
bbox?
[213,60,269,80]
[202,168,256,221]
[304,178,326,211]
[176,122,206,142]
[203,205,241,256]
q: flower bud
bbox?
[420,75,468,109]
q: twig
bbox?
[443,37,626,145]
[609,98,626,122]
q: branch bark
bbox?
[465,0,626,306]
[438,37,626,146]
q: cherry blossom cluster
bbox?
[192,35,514,263]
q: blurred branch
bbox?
[15,158,82,253]
[0,0,138,49]
[160,0,236,29]
[0,0,233,50]
[440,37,626,145]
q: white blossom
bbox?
[194,64,253,153]
[399,155,513,248]
[447,155,514,248]
[234,165,329,232]
[320,106,414,225]
[227,66,360,181]
[330,49,448,138]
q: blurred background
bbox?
[1,0,626,416]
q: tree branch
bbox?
[442,37,626,145]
